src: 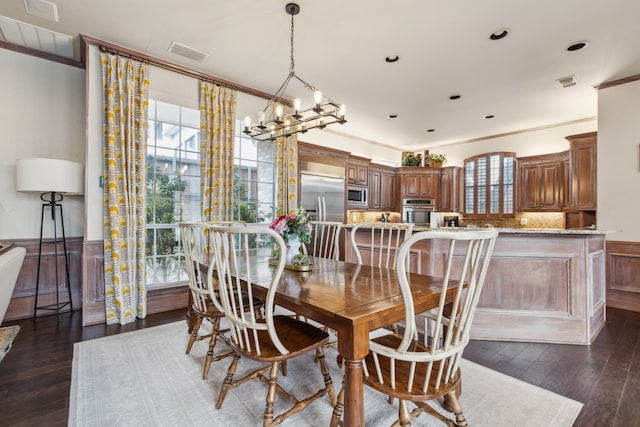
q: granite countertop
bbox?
[344,224,609,235]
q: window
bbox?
[464,152,515,218]
[146,100,200,288]
[145,100,277,288]
[232,120,276,225]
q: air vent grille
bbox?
[24,0,59,22]
[167,41,209,62]
[556,75,577,88]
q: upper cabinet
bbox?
[566,132,597,210]
[369,164,397,211]
[516,151,568,211]
[439,166,462,213]
[347,155,370,186]
[398,167,440,201]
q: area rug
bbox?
[69,322,582,426]
[0,325,20,363]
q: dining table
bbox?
[212,251,453,427]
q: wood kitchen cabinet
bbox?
[566,132,597,210]
[347,155,370,186]
[398,167,440,201]
[369,164,397,210]
[439,166,461,212]
[516,151,568,211]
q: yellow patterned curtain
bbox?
[275,134,299,213]
[199,82,237,221]
[101,53,149,325]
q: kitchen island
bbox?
[346,225,607,345]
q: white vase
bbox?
[285,235,301,265]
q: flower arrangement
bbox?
[269,206,312,266]
[269,206,312,244]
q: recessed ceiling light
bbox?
[566,41,589,52]
[449,94,461,100]
[385,55,399,63]
[484,115,495,119]
[490,29,509,40]
[387,114,398,119]
[427,129,435,133]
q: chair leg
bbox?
[398,399,412,427]
[263,362,280,427]
[443,390,467,427]
[216,354,240,409]
[329,384,344,427]
[202,317,220,379]
[185,315,203,355]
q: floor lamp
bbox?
[16,158,84,318]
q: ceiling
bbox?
[1,0,639,152]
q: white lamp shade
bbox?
[16,158,84,195]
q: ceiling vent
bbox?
[167,41,209,62]
[24,0,59,22]
[556,75,577,88]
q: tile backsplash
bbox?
[348,210,565,229]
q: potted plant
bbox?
[401,152,421,167]
[424,153,447,167]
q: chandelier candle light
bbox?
[243,3,346,141]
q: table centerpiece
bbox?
[268,206,313,271]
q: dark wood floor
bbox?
[1,307,638,426]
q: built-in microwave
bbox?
[347,186,368,208]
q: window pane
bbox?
[146,100,201,289]
[156,101,180,124]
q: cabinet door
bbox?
[369,171,381,209]
[379,172,395,210]
[519,164,541,210]
[418,172,438,199]
[402,174,421,197]
[539,162,562,209]
[440,167,461,212]
[347,164,358,184]
[570,136,597,210]
[517,155,565,212]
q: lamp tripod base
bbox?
[33,191,74,319]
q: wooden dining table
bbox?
[221,252,451,427]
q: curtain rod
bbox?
[81,34,290,104]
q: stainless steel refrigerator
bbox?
[299,162,345,223]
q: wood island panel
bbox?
[346,226,607,345]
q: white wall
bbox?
[598,80,640,242]
[0,48,85,240]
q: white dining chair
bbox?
[205,224,336,424]
[331,228,499,427]
[350,222,414,269]
[180,221,248,379]
[304,220,343,261]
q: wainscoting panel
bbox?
[606,240,640,313]
[4,237,83,321]
[81,240,189,326]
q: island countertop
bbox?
[345,223,609,235]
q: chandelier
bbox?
[243,3,346,141]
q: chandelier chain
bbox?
[289,12,295,76]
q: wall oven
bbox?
[402,198,436,225]
[347,186,368,208]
